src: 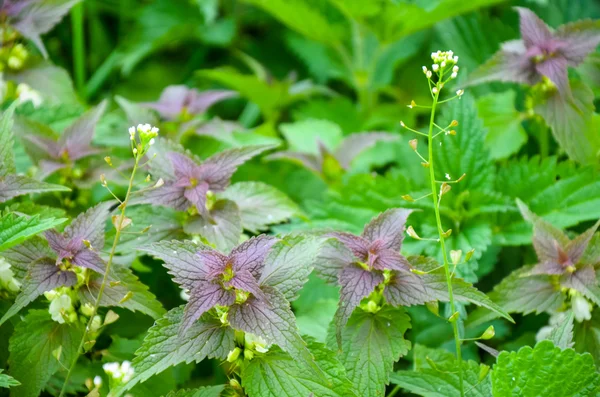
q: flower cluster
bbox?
[129,124,159,157]
[227,332,271,363]
[103,361,134,384]
[423,50,460,81]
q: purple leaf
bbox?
[362,208,412,251]
[328,232,369,262]
[0,237,53,280]
[58,100,107,161]
[335,132,398,169]
[198,145,277,191]
[314,238,355,284]
[266,151,323,173]
[227,269,268,302]
[143,85,237,120]
[22,135,62,159]
[168,152,200,180]
[335,265,384,344]
[535,57,570,97]
[515,7,553,48]
[196,250,229,280]
[9,0,80,58]
[64,201,111,249]
[384,270,431,307]
[566,219,600,265]
[370,248,410,272]
[0,175,70,203]
[71,248,105,274]
[0,258,76,325]
[230,235,278,279]
[465,43,537,87]
[183,183,210,216]
[140,240,212,291]
[556,20,600,66]
[181,281,234,334]
[131,182,189,212]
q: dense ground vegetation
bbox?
[0,0,600,396]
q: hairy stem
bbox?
[427,81,464,396]
[70,2,86,97]
[59,156,141,397]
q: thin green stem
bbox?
[426,81,464,397]
[71,2,86,97]
[387,385,401,397]
[59,156,141,397]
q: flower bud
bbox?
[406,226,420,240]
[401,194,414,202]
[409,139,418,151]
[227,347,242,362]
[480,325,495,340]
[450,250,462,265]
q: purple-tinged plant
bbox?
[268,132,398,180]
[23,100,107,179]
[318,209,413,337]
[0,0,80,59]
[0,202,111,326]
[467,7,600,97]
[0,104,69,203]
[137,143,276,217]
[142,85,237,120]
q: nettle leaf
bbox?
[477,91,527,160]
[164,385,226,397]
[0,369,19,388]
[492,340,600,396]
[113,306,234,395]
[258,235,322,301]
[279,119,343,154]
[328,306,411,397]
[183,199,242,251]
[434,93,493,193]
[78,265,166,319]
[242,340,356,397]
[469,266,563,326]
[8,310,84,397]
[0,237,53,280]
[229,287,321,378]
[220,182,300,233]
[0,259,77,326]
[0,103,17,177]
[0,212,66,252]
[391,346,492,397]
[0,175,70,203]
[548,311,575,349]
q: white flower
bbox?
[93,376,102,387]
[16,83,43,108]
[422,66,427,73]
[103,361,134,383]
[456,89,464,97]
[441,61,446,67]
[535,312,568,342]
[432,87,438,94]
[149,138,155,145]
[572,294,592,322]
[451,72,457,79]
[400,121,405,127]
[452,65,459,73]
[49,293,73,324]
[0,258,20,293]
[432,64,439,72]
[426,71,432,78]
[180,289,190,301]
[245,333,270,353]
[445,173,451,180]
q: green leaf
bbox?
[163,385,226,397]
[0,369,19,388]
[0,175,70,204]
[0,213,67,252]
[477,91,527,160]
[0,103,17,177]
[330,306,411,397]
[548,311,575,349]
[183,200,242,252]
[390,345,492,397]
[492,340,600,396]
[279,119,343,154]
[469,266,563,326]
[113,306,234,395]
[7,63,79,106]
[8,310,84,397]
[258,235,322,301]
[78,265,166,319]
[241,339,356,397]
[220,182,300,233]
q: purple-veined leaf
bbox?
[362,208,412,251]
[198,144,277,191]
[334,132,398,169]
[327,232,369,261]
[334,265,384,345]
[0,237,53,280]
[64,201,112,249]
[258,235,321,301]
[535,57,570,97]
[131,182,189,212]
[561,266,600,306]
[370,248,410,272]
[79,265,166,319]
[183,200,242,252]
[58,100,107,161]
[70,247,105,274]
[227,269,268,302]
[183,182,210,217]
[0,258,76,326]
[313,238,355,284]
[515,7,553,48]
[112,306,234,395]
[10,0,81,58]
[465,41,535,87]
[556,19,600,66]
[229,286,324,380]
[139,240,212,291]
[197,250,229,280]
[265,151,322,173]
[231,235,278,279]
[566,219,600,264]
[181,281,234,334]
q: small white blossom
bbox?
[16,83,43,108]
[441,61,446,67]
[133,147,138,154]
[93,376,102,387]
[400,121,405,127]
[149,138,155,145]
[445,173,451,180]
[456,89,464,97]
[49,293,74,324]
[452,65,459,73]
[432,87,438,94]
[128,126,135,140]
[422,66,427,73]
[426,71,432,78]
[451,72,457,79]
[572,294,592,322]
[432,64,439,72]
[103,361,134,384]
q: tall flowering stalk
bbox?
[402,51,467,397]
[59,124,159,396]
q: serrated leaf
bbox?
[258,235,321,301]
[183,200,242,251]
[0,259,77,326]
[330,306,411,397]
[78,265,166,319]
[8,310,84,397]
[242,339,356,397]
[492,340,600,396]
[163,385,226,397]
[279,119,343,154]
[548,311,575,349]
[390,352,492,397]
[477,91,527,160]
[0,175,70,203]
[0,237,53,280]
[113,306,234,395]
[0,369,19,388]
[220,182,300,233]
[0,103,17,177]
[0,213,67,252]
